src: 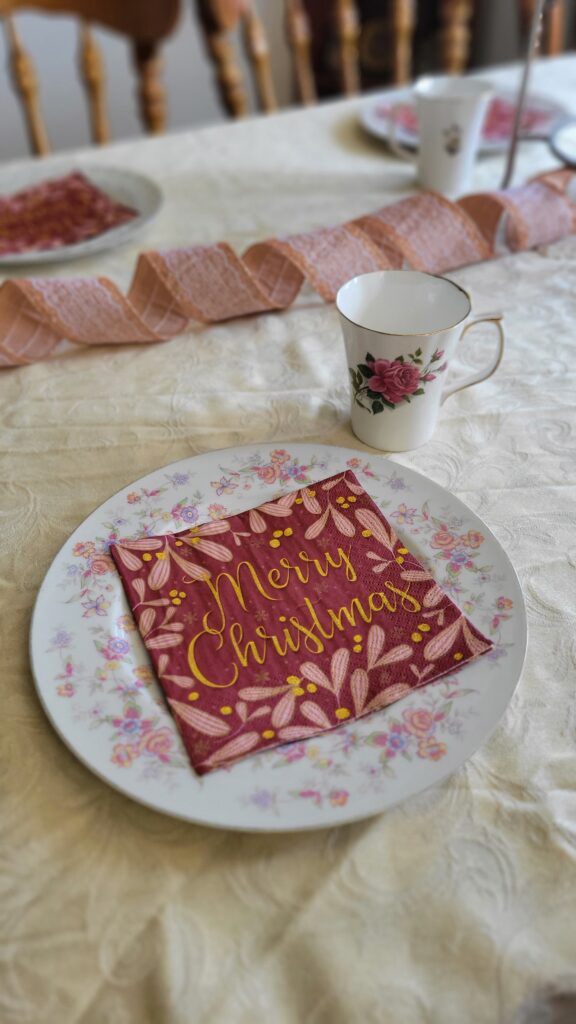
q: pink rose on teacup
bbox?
[366,358,422,405]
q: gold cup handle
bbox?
[441,314,505,405]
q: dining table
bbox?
[2,52,576,1024]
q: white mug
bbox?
[336,270,504,452]
[389,76,493,197]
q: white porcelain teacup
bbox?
[389,75,493,197]
[337,270,504,452]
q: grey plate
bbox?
[0,163,163,267]
[549,118,576,167]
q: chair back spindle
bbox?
[4,14,49,154]
[285,0,316,106]
[391,0,415,85]
[544,1,565,52]
[1,0,180,155]
[196,1,493,119]
[440,0,473,74]
[519,0,566,54]
[78,20,110,144]
[196,0,249,117]
[133,40,167,134]
[335,0,360,95]
[241,2,277,111]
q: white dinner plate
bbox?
[360,88,567,154]
[30,443,527,832]
[549,117,576,167]
[0,162,162,267]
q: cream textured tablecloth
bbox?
[2,56,576,1024]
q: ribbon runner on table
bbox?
[0,169,573,368]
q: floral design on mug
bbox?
[350,349,447,414]
[444,122,462,155]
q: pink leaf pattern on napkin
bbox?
[366,625,386,670]
[204,732,260,767]
[277,726,320,742]
[145,633,182,650]
[115,546,144,572]
[423,583,446,608]
[350,668,369,715]
[271,691,297,729]
[139,608,156,638]
[148,549,171,590]
[304,507,330,541]
[169,700,231,737]
[423,618,463,661]
[301,702,333,728]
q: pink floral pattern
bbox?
[350,348,447,414]
[366,358,421,404]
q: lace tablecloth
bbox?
[2,56,576,1024]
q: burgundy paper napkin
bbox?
[0,171,137,255]
[110,471,493,774]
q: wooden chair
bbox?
[193,0,483,118]
[0,0,181,155]
[519,0,567,55]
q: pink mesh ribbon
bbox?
[0,169,573,368]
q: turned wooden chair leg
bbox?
[194,0,249,118]
[391,0,415,85]
[518,0,565,54]
[335,0,361,96]
[133,39,167,134]
[4,15,50,155]
[204,30,248,117]
[542,0,565,54]
[286,0,316,106]
[78,21,110,145]
[440,0,474,74]
[242,2,277,112]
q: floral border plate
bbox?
[30,443,527,832]
[360,89,567,154]
[0,163,162,267]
